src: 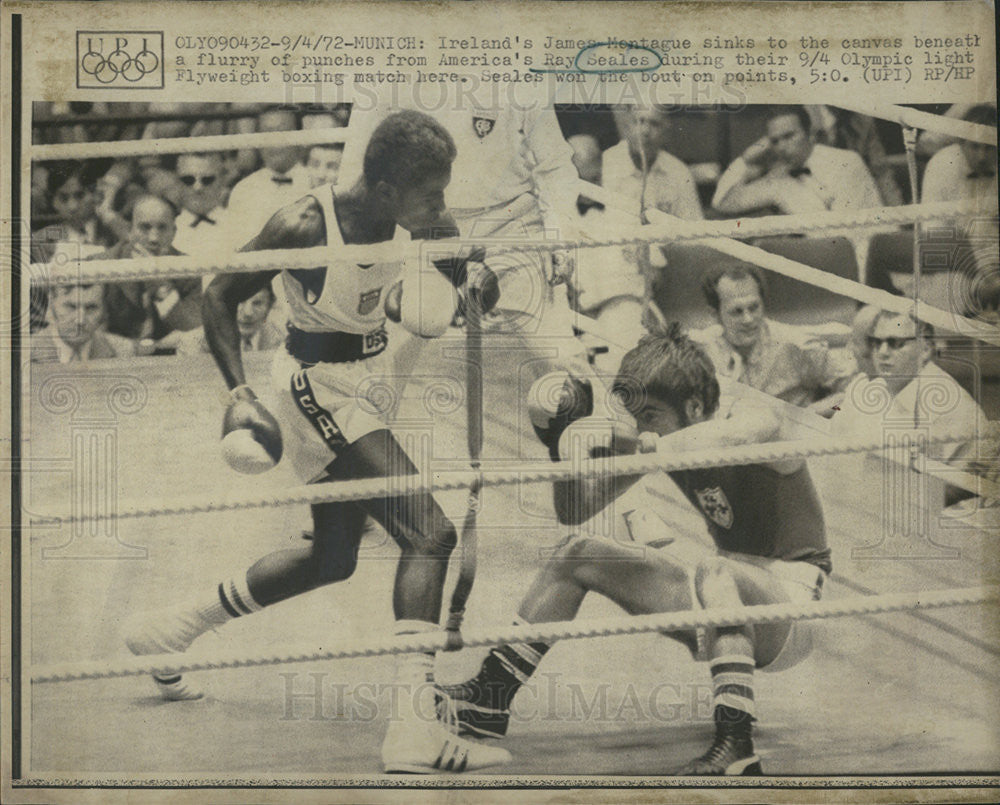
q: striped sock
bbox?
[475,620,550,710]
[197,574,264,626]
[710,654,756,726]
[395,619,437,687]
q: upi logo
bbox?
[77,31,164,89]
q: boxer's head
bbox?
[363,110,456,233]
[614,322,721,436]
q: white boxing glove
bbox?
[400,268,458,339]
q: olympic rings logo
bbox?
[77,33,163,87]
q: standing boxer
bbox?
[125,110,509,774]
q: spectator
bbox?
[32,282,136,363]
[832,308,989,505]
[99,194,202,341]
[604,106,704,221]
[175,285,283,355]
[919,106,998,315]
[171,152,228,258]
[689,258,856,406]
[570,106,703,374]
[32,161,117,261]
[712,105,885,267]
[31,161,118,332]
[225,107,309,250]
[921,104,997,207]
[806,105,904,206]
[305,143,344,189]
[713,106,882,216]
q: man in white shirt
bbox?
[713,106,882,215]
[224,107,310,251]
[604,106,704,222]
[712,106,884,266]
[922,104,997,207]
[834,310,985,465]
[913,105,998,315]
[171,152,228,259]
[573,107,704,372]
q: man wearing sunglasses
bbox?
[171,152,228,258]
[833,309,986,469]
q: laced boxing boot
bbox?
[676,705,762,776]
[123,605,215,701]
[437,679,511,740]
[381,686,512,773]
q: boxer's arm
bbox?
[655,404,804,475]
[552,418,645,526]
[203,196,323,390]
[554,471,644,527]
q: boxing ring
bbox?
[19,104,1000,779]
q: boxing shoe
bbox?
[437,680,511,739]
[124,605,212,701]
[381,689,512,774]
[675,731,762,776]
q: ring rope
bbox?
[576,181,999,346]
[31,585,999,684]
[31,190,997,344]
[832,102,998,147]
[571,312,999,503]
[43,429,972,523]
[31,127,351,161]
[30,103,996,162]
[31,199,983,286]
[31,195,997,344]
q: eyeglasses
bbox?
[866,336,918,351]
[179,174,217,187]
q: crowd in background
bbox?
[29,101,997,388]
[27,99,999,510]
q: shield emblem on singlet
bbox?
[472,116,496,139]
[694,487,733,529]
[357,287,382,315]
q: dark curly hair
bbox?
[613,321,720,419]
[363,110,456,190]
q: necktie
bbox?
[191,214,216,227]
[271,174,293,185]
[242,335,254,351]
[789,166,812,178]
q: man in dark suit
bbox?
[100,194,203,341]
[31,282,136,363]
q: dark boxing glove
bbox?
[220,385,283,474]
[527,370,594,462]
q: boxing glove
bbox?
[384,280,403,323]
[400,270,458,338]
[527,370,594,461]
[220,385,283,474]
